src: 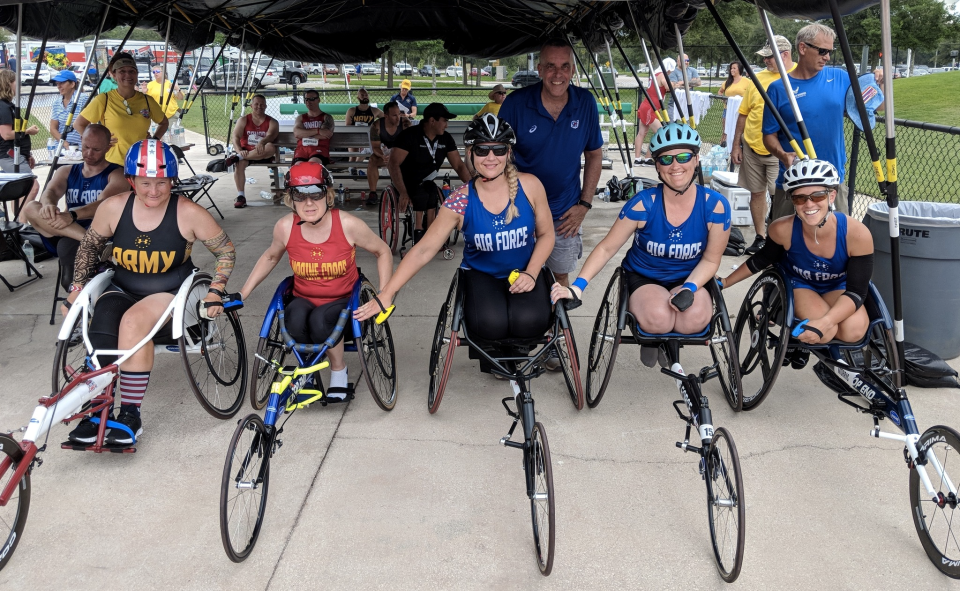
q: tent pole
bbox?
[879,0,905,366]
[700,0,804,162]
[45,0,112,185]
[182,33,231,117]
[180,23,214,111]
[160,9,173,113]
[17,9,51,175]
[603,34,632,175]
[673,25,696,128]
[633,12,687,123]
[225,27,246,154]
[572,38,631,177]
[603,19,662,123]
[13,3,21,176]
[639,38,667,121]
[758,8,813,160]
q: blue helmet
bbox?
[124,139,179,178]
[650,122,701,156]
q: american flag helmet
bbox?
[124,139,179,178]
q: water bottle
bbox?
[337,183,344,206]
[442,173,451,199]
[260,190,273,200]
[22,240,34,265]
[603,187,611,202]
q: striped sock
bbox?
[118,370,150,415]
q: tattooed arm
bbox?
[200,229,236,292]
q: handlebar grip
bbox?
[791,319,809,338]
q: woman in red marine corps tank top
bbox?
[238,162,394,395]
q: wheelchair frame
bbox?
[379,183,458,260]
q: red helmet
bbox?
[287,161,332,190]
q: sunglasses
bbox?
[790,189,832,205]
[802,41,834,57]
[473,144,509,157]
[655,152,695,165]
[152,70,162,74]
[304,96,319,102]
[122,98,133,115]
[290,187,328,202]
[494,91,506,95]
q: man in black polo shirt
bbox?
[389,103,471,243]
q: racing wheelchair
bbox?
[221,273,396,562]
[0,268,246,571]
[733,266,960,577]
[426,267,583,575]
[583,267,745,583]
[379,181,459,259]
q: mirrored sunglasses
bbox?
[655,152,695,165]
[290,186,328,202]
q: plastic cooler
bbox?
[709,171,751,226]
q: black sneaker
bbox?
[68,414,109,444]
[234,195,247,209]
[105,410,143,446]
[745,234,765,255]
[543,348,561,371]
[366,191,380,206]
[413,229,425,244]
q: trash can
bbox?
[865,202,960,359]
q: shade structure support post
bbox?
[758,7,813,160]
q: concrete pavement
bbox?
[0,146,958,590]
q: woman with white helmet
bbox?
[552,122,731,364]
[62,140,236,447]
[720,158,874,347]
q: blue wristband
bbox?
[572,277,588,292]
[682,281,698,293]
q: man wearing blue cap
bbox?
[50,69,88,149]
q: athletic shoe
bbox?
[234,195,247,208]
[357,170,366,177]
[633,157,645,165]
[348,167,356,176]
[745,235,765,255]
[223,154,240,169]
[68,414,109,444]
[640,158,655,166]
[105,409,143,446]
[413,229,425,244]
[366,190,380,206]
[640,345,660,368]
[543,348,561,371]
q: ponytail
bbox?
[504,163,520,225]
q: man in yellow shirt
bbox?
[146,66,184,119]
[731,35,795,254]
[474,84,507,119]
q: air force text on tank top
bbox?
[66,162,120,228]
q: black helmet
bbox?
[464,114,516,146]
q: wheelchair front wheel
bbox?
[710,312,743,412]
[220,413,271,562]
[52,312,88,394]
[249,312,287,411]
[734,270,788,411]
[357,281,398,411]
[910,424,960,579]
[0,433,30,572]
[705,426,745,582]
[379,185,400,255]
[428,272,459,414]
[585,268,623,408]
[180,273,247,419]
[529,422,555,576]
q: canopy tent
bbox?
[0,0,878,63]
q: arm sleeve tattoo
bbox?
[72,227,109,287]
[200,230,236,290]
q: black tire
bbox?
[290,74,303,85]
[529,422,555,576]
[910,425,960,578]
[733,270,788,410]
[843,321,902,393]
[52,313,88,394]
[0,433,30,571]
[356,281,398,411]
[380,185,400,254]
[709,301,743,412]
[220,414,271,563]
[555,323,584,411]
[706,427,745,583]
[428,273,458,414]
[585,269,622,408]
[180,273,247,419]
[249,312,287,411]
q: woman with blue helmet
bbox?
[553,122,731,362]
[62,139,236,447]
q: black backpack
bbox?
[206,158,226,173]
[724,227,746,257]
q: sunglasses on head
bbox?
[473,144,509,157]
[290,187,328,202]
[802,41,833,56]
[790,189,832,205]
[655,152,695,166]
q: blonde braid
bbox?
[504,162,520,225]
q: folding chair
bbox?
[170,145,223,219]
[0,173,43,291]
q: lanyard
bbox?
[424,136,440,160]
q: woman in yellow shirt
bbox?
[145,66,184,119]
[719,63,751,146]
[75,52,168,166]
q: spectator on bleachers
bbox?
[345,87,383,177]
[49,70,88,149]
[292,89,335,166]
[391,79,417,119]
[224,94,279,208]
[21,124,125,288]
[365,101,411,207]
[474,84,507,119]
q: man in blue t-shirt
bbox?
[390,79,417,119]
[762,23,851,218]
[668,54,702,90]
[498,38,603,289]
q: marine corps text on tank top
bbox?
[287,209,359,305]
[241,114,275,150]
[294,111,332,160]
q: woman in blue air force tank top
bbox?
[720,158,874,345]
[355,114,555,342]
[552,122,731,341]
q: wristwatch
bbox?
[68,210,78,222]
[577,199,593,210]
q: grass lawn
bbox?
[883,71,960,127]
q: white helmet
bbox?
[782,158,840,193]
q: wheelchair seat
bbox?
[786,282,893,352]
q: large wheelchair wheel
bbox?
[733,270,789,410]
[52,312,89,394]
[180,273,247,419]
[585,268,623,408]
[706,427,745,582]
[249,312,287,411]
[428,272,459,414]
[0,433,30,571]
[709,286,743,412]
[529,422,555,576]
[554,307,584,411]
[220,413,271,562]
[379,185,400,255]
[356,281,398,411]
[910,424,960,578]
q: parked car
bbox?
[20,62,51,85]
[324,64,340,75]
[136,62,152,84]
[307,63,323,74]
[421,64,438,76]
[481,66,492,76]
[929,67,946,74]
[511,70,540,88]
[394,62,413,76]
[278,60,308,85]
[197,64,278,89]
[360,63,380,75]
[445,65,463,77]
